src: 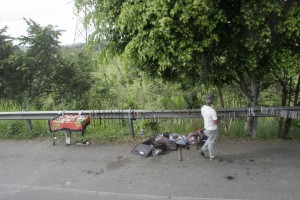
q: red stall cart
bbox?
[49,113,91,145]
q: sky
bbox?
[0,0,81,45]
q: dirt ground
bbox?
[0,137,299,200]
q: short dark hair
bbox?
[205,94,215,103]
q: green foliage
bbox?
[289,120,300,140]
[277,1,300,41]
[161,93,185,109]
[135,119,160,134]
[256,118,279,140]
[219,119,246,138]
[161,92,201,109]
[75,0,225,83]
[86,52,199,110]
[0,100,21,111]
[5,121,24,136]
[157,119,199,135]
[0,26,17,59]
[0,119,48,140]
[220,118,281,139]
[268,48,300,106]
[51,49,96,110]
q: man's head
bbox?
[205,94,215,104]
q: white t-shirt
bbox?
[201,105,218,130]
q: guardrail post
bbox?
[252,117,257,138]
[26,119,33,132]
[128,109,135,138]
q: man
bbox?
[199,94,221,161]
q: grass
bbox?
[288,120,300,140]
[0,120,49,140]
[1,117,297,142]
[256,118,279,139]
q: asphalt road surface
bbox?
[0,138,299,200]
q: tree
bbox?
[0,26,16,60]
[75,0,299,137]
[0,26,21,100]
[269,49,300,139]
[208,1,277,135]
[269,1,300,139]
[15,19,63,107]
[200,0,299,137]
[75,0,225,78]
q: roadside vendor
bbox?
[199,94,221,161]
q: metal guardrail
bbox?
[1,107,300,120]
[1,107,299,137]
[260,106,300,119]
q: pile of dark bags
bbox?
[131,131,206,157]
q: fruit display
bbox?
[49,114,91,132]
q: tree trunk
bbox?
[237,71,259,138]
[277,74,299,139]
[277,118,284,138]
[278,118,292,139]
[217,85,225,108]
[245,116,254,136]
[278,84,288,138]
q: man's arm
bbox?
[213,116,221,125]
[212,109,221,125]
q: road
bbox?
[0,138,299,200]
